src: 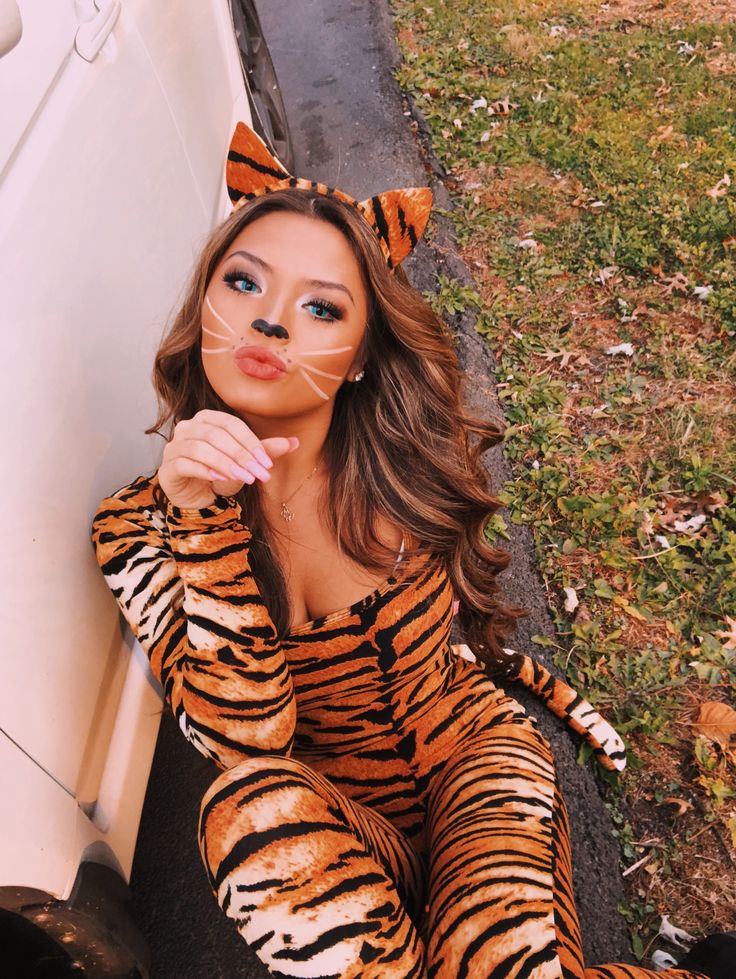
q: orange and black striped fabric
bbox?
[92,475,708,979]
[226,121,433,269]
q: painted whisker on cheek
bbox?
[201,345,232,354]
[298,367,330,401]
[300,346,354,356]
[205,295,236,335]
[296,362,343,381]
[203,325,232,341]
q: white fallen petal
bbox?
[692,285,713,299]
[479,130,491,143]
[531,459,540,470]
[451,643,477,662]
[655,535,671,548]
[673,513,706,533]
[659,914,697,949]
[652,950,679,971]
[597,265,619,284]
[563,587,579,613]
[605,342,635,356]
[471,96,488,111]
[453,117,463,128]
[517,238,539,250]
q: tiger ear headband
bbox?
[226,122,433,269]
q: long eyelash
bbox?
[222,267,258,292]
[308,298,343,321]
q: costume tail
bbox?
[452,645,626,773]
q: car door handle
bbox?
[75,0,120,62]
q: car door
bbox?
[0,0,218,894]
[124,0,251,225]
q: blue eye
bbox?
[305,299,342,322]
[223,268,260,294]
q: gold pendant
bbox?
[280,502,294,522]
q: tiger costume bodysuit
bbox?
[92,474,707,979]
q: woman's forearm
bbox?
[92,477,296,769]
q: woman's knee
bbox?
[198,755,323,878]
[200,754,310,815]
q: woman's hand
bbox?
[158,409,299,508]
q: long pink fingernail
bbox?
[248,461,271,481]
[288,437,300,451]
[253,446,273,469]
[230,464,255,484]
[209,469,227,481]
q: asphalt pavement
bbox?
[129,2,633,975]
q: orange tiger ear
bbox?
[224,121,433,267]
[226,121,292,204]
[357,187,433,268]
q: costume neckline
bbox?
[286,538,418,637]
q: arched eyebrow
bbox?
[305,278,355,307]
[225,249,272,271]
[224,250,355,307]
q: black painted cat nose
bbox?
[251,318,289,340]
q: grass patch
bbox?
[394,0,736,958]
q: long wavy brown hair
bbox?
[148,190,522,674]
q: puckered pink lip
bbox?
[233,345,286,371]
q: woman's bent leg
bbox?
[424,714,709,979]
[198,755,427,979]
[424,718,563,979]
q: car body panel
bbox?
[0,0,253,897]
[0,0,78,178]
[125,0,251,223]
[1,730,80,894]
[0,3,205,797]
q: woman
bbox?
[92,124,722,978]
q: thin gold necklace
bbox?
[269,465,319,522]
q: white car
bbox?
[0,1,291,974]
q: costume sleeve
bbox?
[91,477,296,770]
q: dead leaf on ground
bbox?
[656,492,724,534]
[540,348,576,367]
[714,616,736,650]
[696,490,727,513]
[706,173,731,200]
[488,97,517,116]
[707,51,736,75]
[563,586,579,613]
[693,701,736,749]
[648,124,681,151]
[660,797,694,816]
[660,271,690,295]
[573,602,592,624]
[597,265,619,285]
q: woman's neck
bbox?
[241,407,331,494]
